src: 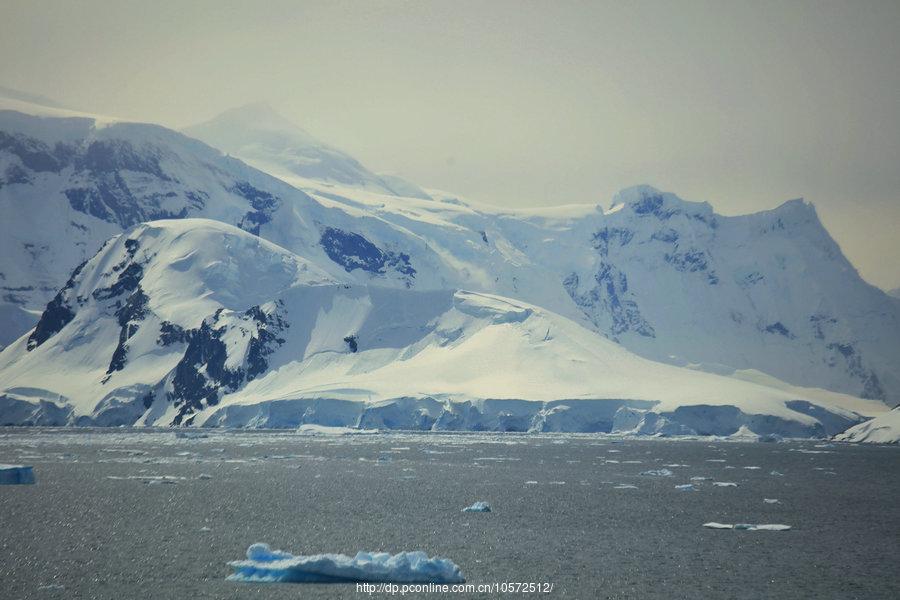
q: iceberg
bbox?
[228,543,465,584]
[0,464,35,485]
[462,501,492,513]
[640,469,674,477]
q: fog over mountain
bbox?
[2,0,899,290]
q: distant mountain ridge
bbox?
[184,103,432,200]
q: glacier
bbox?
[227,543,465,584]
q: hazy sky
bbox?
[2,0,899,289]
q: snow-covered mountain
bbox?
[0,218,885,435]
[184,103,431,199]
[253,181,900,408]
[183,107,900,408]
[0,103,438,347]
[2,98,899,435]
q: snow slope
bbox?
[835,408,900,443]
[0,218,887,436]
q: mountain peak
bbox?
[611,185,713,218]
[186,103,320,149]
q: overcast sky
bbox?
[2,0,899,289]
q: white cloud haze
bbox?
[2,0,898,288]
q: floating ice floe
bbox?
[106,475,184,484]
[640,469,674,477]
[712,482,738,487]
[462,502,491,513]
[703,522,791,531]
[690,476,712,481]
[763,498,780,504]
[228,543,465,584]
[0,464,35,485]
[614,484,638,489]
[675,484,696,491]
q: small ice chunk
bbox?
[462,501,491,513]
[640,469,674,477]
[734,523,791,531]
[763,498,780,504]
[0,464,35,485]
[712,482,738,487]
[200,526,212,532]
[742,466,761,470]
[703,522,791,531]
[675,484,696,491]
[524,481,538,485]
[690,476,712,481]
[228,543,465,583]
[197,473,213,480]
[614,484,638,489]
[770,471,784,477]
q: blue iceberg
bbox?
[228,543,464,584]
[0,464,35,485]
